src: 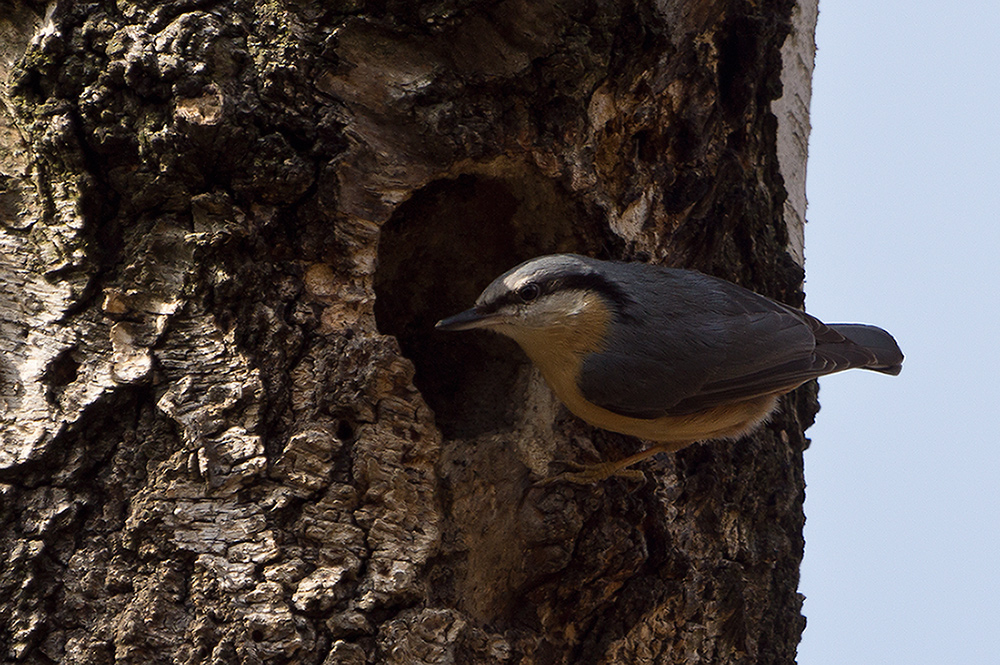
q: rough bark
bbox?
[0,0,816,663]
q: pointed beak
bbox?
[435,307,498,331]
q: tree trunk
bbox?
[0,1,817,663]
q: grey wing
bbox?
[578,306,821,419]
[665,312,871,414]
[580,306,893,418]
[576,264,895,420]
[578,349,712,419]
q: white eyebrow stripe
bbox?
[502,271,537,291]
[501,274,520,290]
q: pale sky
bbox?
[798,1,1000,663]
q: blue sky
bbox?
[798,1,1000,663]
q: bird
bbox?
[435,254,903,482]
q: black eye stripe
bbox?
[477,269,632,314]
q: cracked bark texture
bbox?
[0,0,817,663]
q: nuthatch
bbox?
[436,254,903,481]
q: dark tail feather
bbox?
[828,324,904,375]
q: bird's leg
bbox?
[539,444,676,485]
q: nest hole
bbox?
[374,169,614,438]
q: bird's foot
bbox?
[537,459,647,485]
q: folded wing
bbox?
[577,268,902,419]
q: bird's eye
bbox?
[517,283,540,303]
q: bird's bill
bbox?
[435,308,498,331]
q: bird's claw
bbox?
[536,459,647,486]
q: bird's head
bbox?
[436,254,627,352]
